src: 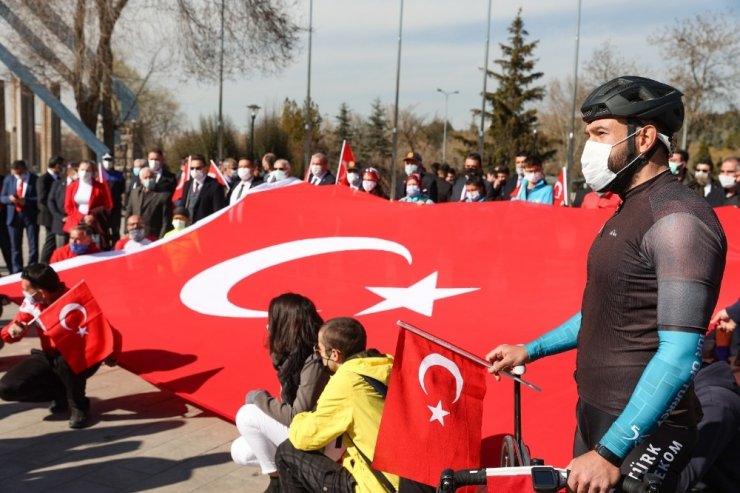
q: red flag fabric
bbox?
[36,280,114,374]
[553,168,566,206]
[208,160,230,190]
[373,328,487,486]
[335,140,356,186]
[486,467,535,492]
[0,185,736,467]
[172,157,191,204]
[97,161,114,207]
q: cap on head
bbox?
[363,167,380,182]
[581,76,684,135]
[404,151,422,163]
[173,206,190,218]
[102,152,113,161]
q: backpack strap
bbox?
[360,374,388,398]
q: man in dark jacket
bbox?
[0,161,39,273]
[181,154,227,223]
[395,151,437,202]
[37,156,64,263]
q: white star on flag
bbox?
[77,327,88,338]
[356,272,478,316]
[428,400,450,425]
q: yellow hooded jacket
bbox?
[289,353,399,493]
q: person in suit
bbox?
[48,163,77,249]
[100,152,126,243]
[0,174,12,271]
[147,149,177,197]
[486,165,517,201]
[181,154,227,223]
[126,167,173,238]
[691,160,725,208]
[227,157,263,205]
[64,160,113,250]
[449,152,491,202]
[307,153,336,186]
[37,156,64,263]
[124,158,147,210]
[0,160,39,273]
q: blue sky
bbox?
[168,0,737,134]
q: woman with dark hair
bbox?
[231,293,331,492]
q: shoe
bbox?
[68,408,90,429]
[49,399,69,414]
[264,475,280,493]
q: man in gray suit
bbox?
[126,167,172,239]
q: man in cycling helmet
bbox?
[485,76,727,493]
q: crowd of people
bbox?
[0,74,738,493]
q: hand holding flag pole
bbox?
[396,320,542,392]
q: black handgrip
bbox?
[617,474,660,493]
[453,469,488,486]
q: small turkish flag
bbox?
[486,467,535,492]
[209,160,231,191]
[37,280,115,374]
[373,326,487,486]
[172,156,191,204]
[553,167,567,206]
[335,140,356,186]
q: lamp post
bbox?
[303,0,314,172]
[216,0,225,161]
[389,0,404,200]
[479,0,493,158]
[247,104,260,159]
[437,88,458,164]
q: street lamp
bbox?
[437,88,459,164]
[247,104,261,159]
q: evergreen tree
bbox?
[485,9,548,166]
[335,103,353,144]
[366,98,391,163]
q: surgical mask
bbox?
[311,165,324,177]
[237,168,253,181]
[190,169,205,181]
[267,169,286,183]
[78,170,91,183]
[348,173,361,186]
[70,242,90,255]
[404,164,418,175]
[148,159,162,171]
[465,191,481,201]
[143,178,156,190]
[22,290,37,305]
[362,180,377,192]
[172,219,187,230]
[132,167,141,177]
[406,185,420,197]
[668,161,681,175]
[103,160,113,170]
[694,170,709,185]
[718,174,736,189]
[128,228,146,242]
[524,171,542,184]
[580,129,642,192]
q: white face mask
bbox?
[524,171,542,184]
[237,168,253,181]
[78,170,91,183]
[362,180,377,192]
[406,185,420,197]
[311,164,324,177]
[465,190,481,201]
[348,173,361,186]
[190,169,205,181]
[404,164,418,176]
[718,174,736,189]
[580,129,643,192]
[268,170,286,183]
[103,160,113,170]
[172,219,187,230]
[148,159,162,171]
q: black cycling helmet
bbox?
[581,76,684,135]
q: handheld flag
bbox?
[209,160,231,191]
[335,140,356,186]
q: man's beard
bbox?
[604,139,642,194]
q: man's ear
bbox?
[636,125,658,155]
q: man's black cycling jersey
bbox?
[577,170,726,419]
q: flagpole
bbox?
[478,0,492,159]
[335,140,346,184]
[304,0,314,175]
[565,0,582,205]
[389,0,404,200]
[396,320,542,392]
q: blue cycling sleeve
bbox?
[524,312,581,361]
[598,330,703,460]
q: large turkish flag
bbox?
[0,183,737,469]
[373,327,487,486]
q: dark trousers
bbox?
[0,350,99,410]
[276,440,356,493]
[39,226,57,264]
[8,216,38,274]
[574,400,696,493]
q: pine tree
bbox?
[485,9,547,167]
[335,103,353,144]
[366,98,391,163]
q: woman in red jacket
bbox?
[64,160,113,249]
